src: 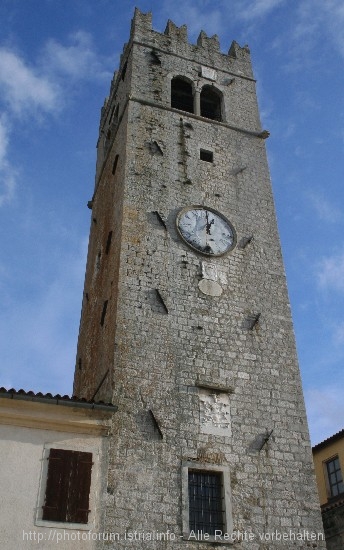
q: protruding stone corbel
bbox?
[149,409,163,439]
[258,130,270,139]
[231,166,247,176]
[152,211,167,230]
[155,289,168,314]
[238,236,253,249]
[243,312,261,330]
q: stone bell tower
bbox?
[74,8,325,548]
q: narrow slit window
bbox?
[105,130,111,150]
[105,231,113,254]
[121,61,127,80]
[100,300,108,326]
[109,105,116,124]
[200,149,213,163]
[112,155,119,175]
[96,251,101,270]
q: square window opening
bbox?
[200,149,213,163]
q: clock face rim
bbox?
[176,205,236,257]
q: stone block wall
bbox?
[74,8,326,548]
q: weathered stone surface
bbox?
[322,504,344,550]
[198,278,223,296]
[73,8,326,549]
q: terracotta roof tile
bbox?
[312,428,344,451]
[0,387,116,411]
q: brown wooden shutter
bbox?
[43,448,71,521]
[43,448,93,524]
[67,451,93,524]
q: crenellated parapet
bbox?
[130,7,153,36]
[164,20,188,42]
[129,8,253,79]
[228,40,251,61]
[196,30,220,54]
[98,8,259,173]
[103,7,254,121]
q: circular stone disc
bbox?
[198,278,223,296]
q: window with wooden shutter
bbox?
[42,448,93,524]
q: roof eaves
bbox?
[0,387,117,414]
[312,428,344,452]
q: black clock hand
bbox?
[205,211,215,235]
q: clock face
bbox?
[176,206,236,256]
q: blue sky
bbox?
[0,0,343,445]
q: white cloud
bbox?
[266,1,344,74]
[306,386,344,445]
[0,114,17,206]
[316,0,344,59]
[0,114,9,166]
[0,32,110,207]
[159,0,286,39]
[308,191,342,223]
[42,31,111,81]
[317,251,344,293]
[292,2,321,42]
[236,0,285,22]
[288,0,344,63]
[160,3,223,38]
[0,47,60,115]
[0,32,110,118]
[159,0,344,67]
[0,236,87,395]
[334,322,344,344]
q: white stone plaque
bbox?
[201,261,228,285]
[201,66,217,81]
[199,389,231,436]
[198,278,223,296]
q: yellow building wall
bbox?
[313,436,344,506]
